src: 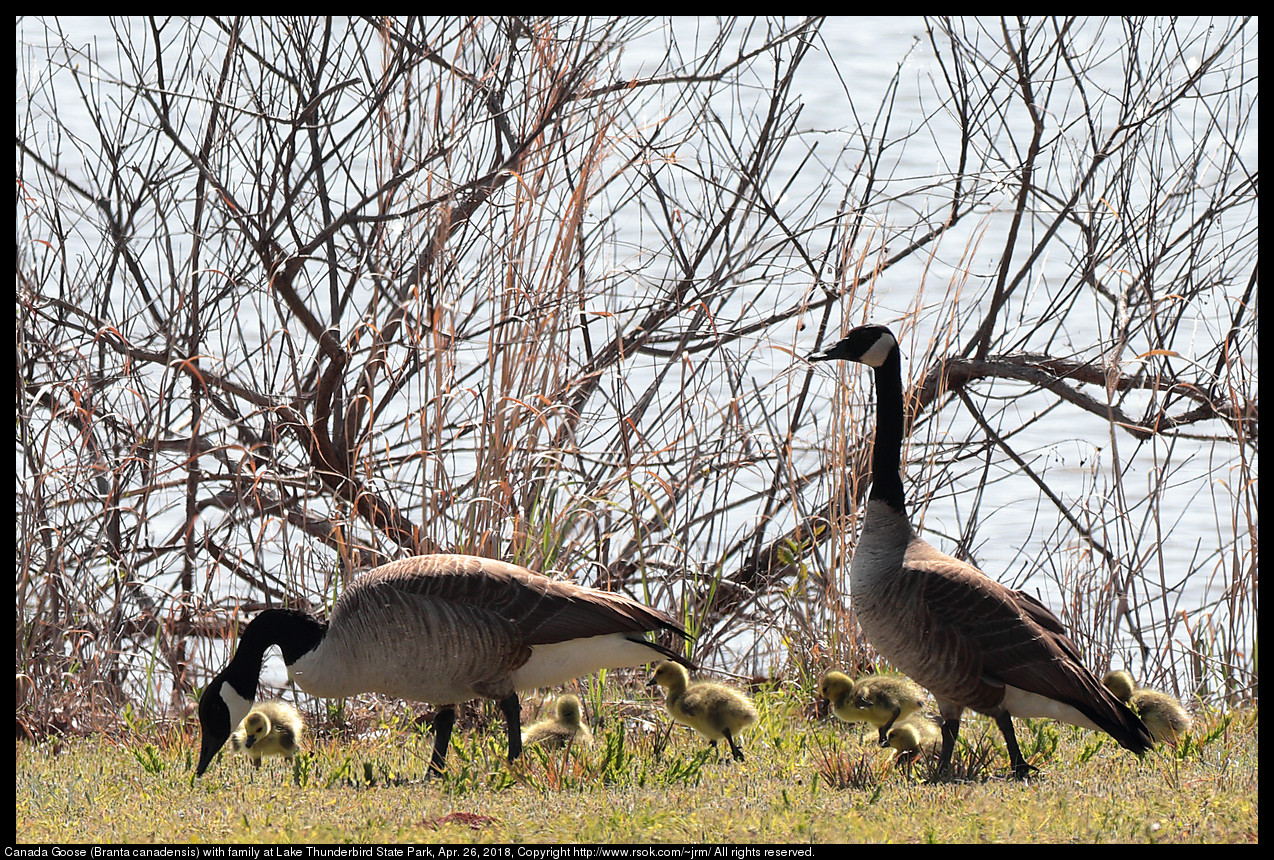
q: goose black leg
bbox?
[933,715,962,782]
[429,705,456,776]
[500,693,523,762]
[994,711,1037,780]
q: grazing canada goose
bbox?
[521,694,593,751]
[1102,671,1192,747]
[887,715,942,762]
[819,670,926,745]
[196,554,690,777]
[647,661,758,762]
[808,325,1153,779]
[229,700,305,767]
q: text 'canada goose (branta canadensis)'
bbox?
[522,694,593,751]
[647,661,758,762]
[809,325,1153,779]
[196,554,690,777]
[229,700,305,768]
[1102,670,1192,747]
[819,670,926,746]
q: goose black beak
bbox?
[195,729,226,776]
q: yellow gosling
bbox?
[820,671,925,746]
[648,661,758,761]
[228,700,304,768]
[1102,671,1192,747]
[522,694,593,751]
[886,716,942,763]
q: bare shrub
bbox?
[17,17,1255,733]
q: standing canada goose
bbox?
[808,325,1153,779]
[1102,671,1192,747]
[647,661,758,762]
[196,554,690,777]
[229,700,305,767]
[819,670,926,745]
[521,694,593,751]
[886,715,942,762]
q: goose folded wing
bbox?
[513,586,687,645]
[355,554,686,647]
[908,555,1117,717]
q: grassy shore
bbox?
[14,679,1257,844]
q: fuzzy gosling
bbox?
[522,694,593,751]
[648,661,758,762]
[229,700,305,768]
[1101,671,1192,747]
[820,671,926,746]
[886,716,942,763]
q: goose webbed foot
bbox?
[993,711,1038,781]
[1009,761,1039,781]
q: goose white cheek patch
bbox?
[859,334,897,368]
[222,684,254,733]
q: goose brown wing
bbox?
[1000,585,1124,713]
[904,542,1147,741]
[343,554,687,645]
[1012,587,1073,640]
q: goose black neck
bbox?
[868,348,907,516]
[219,609,326,698]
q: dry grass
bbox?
[15,681,1257,844]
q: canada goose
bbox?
[819,670,926,745]
[886,715,942,761]
[808,325,1153,779]
[196,554,690,777]
[521,694,593,751]
[647,661,758,762]
[1102,671,1192,747]
[229,700,305,767]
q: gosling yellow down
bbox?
[886,716,942,762]
[648,661,758,761]
[1101,671,1192,747]
[820,671,926,746]
[522,694,593,751]
[228,700,305,767]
